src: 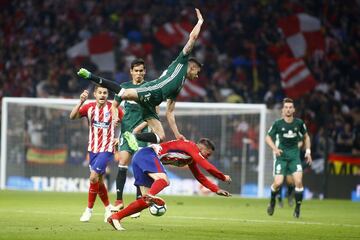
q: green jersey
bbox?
[118,81,149,153]
[268,118,307,175]
[159,51,189,100]
[136,51,189,104]
[268,118,307,151]
[120,81,148,133]
[134,51,189,120]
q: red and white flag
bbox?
[277,13,324,58]
[178,80,207,101]
[155,21,194,48]
[277,56,317,99]
[67,32,115,72]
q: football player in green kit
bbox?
[266,98,312,218]
[111,58,150,217]
[77,8,204,147]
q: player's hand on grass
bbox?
[273,148,283,157]
[77,68,91,79]
[224,175,232,184]
[80,90,89,103]
[217,189,231,197]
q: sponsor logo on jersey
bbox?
[283,130,297,138]
[93,120,110,129]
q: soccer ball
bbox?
[149,204,167,217]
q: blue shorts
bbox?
[132,147,166,188]
[89,152,114,175]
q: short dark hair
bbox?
[198,138,215,151]
[188,57,203,68]
[94,84,107,92]
[131,58,145,69]
[282,97,294,106]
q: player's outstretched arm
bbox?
[69,90,88,119]
[224,175,232,183]
[182,8,204,55]
[77,68,122,94]
[166,99,185,140]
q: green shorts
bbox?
[273,155,302,176]
[137,88,163,121]
[119,135,148,154]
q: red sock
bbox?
[98,183,110,206]
[148,179,168,195]
[112,198,148,220]
[88,182,99,208]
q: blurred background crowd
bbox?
[0,0,359,158]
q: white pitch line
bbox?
[168,216,360,228]
[0,209,359,228]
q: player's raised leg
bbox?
[77,68,122,94]
[134,118,166,144]
[108,147,169,230]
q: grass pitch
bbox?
[0,190,359,240]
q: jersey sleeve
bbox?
[78,103,90,118]
[165,51,189,72]
[188,162,220,193]
[175,50,189,63]
[267,121,278,140]
[181,141,227,181]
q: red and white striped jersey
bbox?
[79,101,123,153]
[150,140,227,193]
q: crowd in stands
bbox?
[1,0,359,157]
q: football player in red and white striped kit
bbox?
[108,138,232,231]
[70,85,124,223]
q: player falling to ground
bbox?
[265,98,312,218]
[77,8,204,146]
[107,138,232,231]
[69,86,124,222]
[112,58,151,217]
